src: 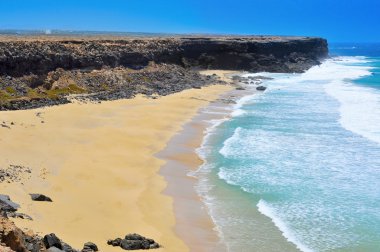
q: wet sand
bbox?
[158,70,239,251]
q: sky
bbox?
[0,0,379,42]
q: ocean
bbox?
[194,43,380,252]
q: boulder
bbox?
[30,194,53,202]
[0,195,19,213]
[108,233,160,250]
[82,242,98,251]
[256,86,267,91]
[43,233,62,249]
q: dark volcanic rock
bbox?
[256,86,267,91]
[0,37,328,77]
[30,194,53,202]
[0,36,328,111]
[0,195,19,213]
[43,233,62,249]
[82,242,98,252]
[108,233,160,250]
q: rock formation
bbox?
[0,36,328,110]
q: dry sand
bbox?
[0,82,233,251]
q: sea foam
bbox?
[257,200,313,252]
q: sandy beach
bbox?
[0,80,233,251]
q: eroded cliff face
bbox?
[0,36,328,110]
[0,36,328,77]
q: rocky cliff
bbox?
[0,36,327,77]
[0,36,328,110]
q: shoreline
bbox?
[0,82,234,251]
[158,70,247,251]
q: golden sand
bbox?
[0,83,233,251]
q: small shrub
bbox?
[68,84,86,93]
[5,86,16,94]
[45,84,86,99]
[0,90,11,103]
[26,89,42,99]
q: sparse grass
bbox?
[67,84,86,93]
[45,84,86,99]
[26,89,41,99]
[0,90,11,104]
[25,84,87,100]
[5,86,16,94]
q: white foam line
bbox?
[257,200,314,252]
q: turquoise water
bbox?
[195,45,380,251]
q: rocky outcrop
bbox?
[0,36,328,110]
[108,233,160,250]
[0,36,327,77]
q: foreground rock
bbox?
[82,242,98,252]
[108,233,160,250]
[0,197,95,252]
[0,215,44,252]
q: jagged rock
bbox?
[30,194,53,202]
[0,195,19,213]
[43,233,62,249]
[108,233,160,250]
[256,86,267,91]
[107,237,122,246]
[82,242,98,251]
[0,215,44,252]
[0,37,327,78]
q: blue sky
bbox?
[0,0,379,42]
